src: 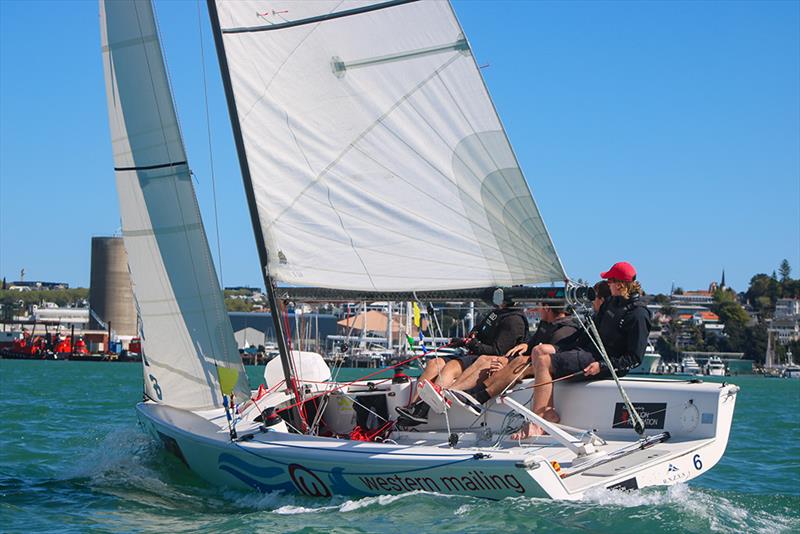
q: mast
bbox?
[206,0,305,432]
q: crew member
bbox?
[396,297,527,425]
[444,298,588,415]
[510,262,651,439]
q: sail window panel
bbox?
[218,0,566,288]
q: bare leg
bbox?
[433,358,465,389]
[478,355,532,397]
[409,357,447,404]
[511,350,560,440]
[449,355,505,391]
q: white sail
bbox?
[214,0,566,291]
[100,0,249,409]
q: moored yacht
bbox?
[676,356,702,376]
[705,357,726,376]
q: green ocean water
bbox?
[1,360,798,533]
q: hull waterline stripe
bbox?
[222,0,418,34]
[115,161,187,172]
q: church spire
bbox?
[721,269,726,289]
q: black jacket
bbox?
[593,296,652,374]
[466,307,528,356]
[525,315,581,354]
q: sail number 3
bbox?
[149,374,163,400]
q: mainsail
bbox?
[100,0,249,409]
[213,0,566,291]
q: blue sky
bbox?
[1,0,798,295]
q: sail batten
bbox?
[100,0,249,410]
[215,0,566,290]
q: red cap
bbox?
[601,261,637,282]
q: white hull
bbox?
[137,377,738,500]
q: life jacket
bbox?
[474,307,529,346]
[529,316,580,347]
[596,295,650,371]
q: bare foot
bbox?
[511,409,561,440]
[511,421,547,440]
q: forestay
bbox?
[100,0,249,409]
[214,0,566,291]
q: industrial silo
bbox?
[89,237,137,337]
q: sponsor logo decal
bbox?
[662,462,688,484]
[289,464,332,497]
[612,402,667,430]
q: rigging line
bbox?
[134,2,213,390]
[196,0,224,286]
[573,309,645,435]
[275,342,455,416]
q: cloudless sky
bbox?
[1,0,798,295]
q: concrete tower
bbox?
[89,237,137,336]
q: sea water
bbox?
[1,360,798,533]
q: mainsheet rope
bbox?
[272,341,456,419]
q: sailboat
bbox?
[99,0,739,500]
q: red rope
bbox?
[274,342,456,417]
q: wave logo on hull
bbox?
[289,464,332,497]
[218,453,295,493]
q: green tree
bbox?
[224,298,253,312]
[746,274,780,314]
[744,323,768,363]
[779,259,791,282]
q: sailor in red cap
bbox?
[507,261,651,440]
[600,261,637,282]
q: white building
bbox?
[775,298,800,318]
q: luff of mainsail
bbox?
[207,0,307,431]
[211,0,566,292]
[100,0,249,410]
